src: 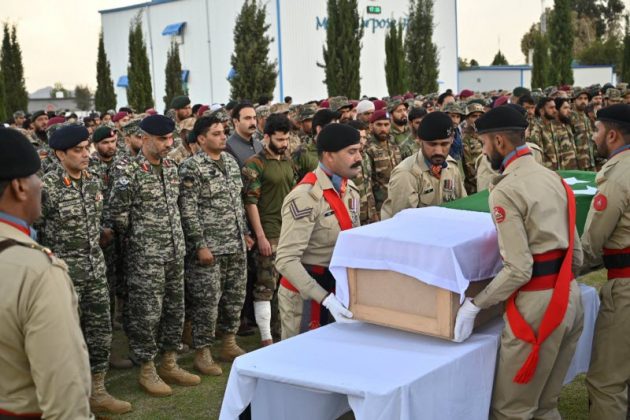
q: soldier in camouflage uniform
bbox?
[293,108,337,181]
[242,114,296,346]
[528,97,578,170]
[399,107,427,160]
[106,115,200,397]
[254,105,270,143]
[347,120,378,224]
[168,117,199,165]
[366,109,402,212]
[37,125,131,414]
[461,102,485,194]
[179,115,252,374]
[30,110,49,148]
[570,88,596,171]
[329,96,353,123]
[297,104,317,146]
[270,103,302,154]
[605,88,623,106]
[388,98,410,146]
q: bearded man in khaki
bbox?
[275,123,361,339]
[381,111,466,220]
[454,106,584,419]
[580,104,630,420]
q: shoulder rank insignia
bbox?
[63,177,71,187]
[289,199,312,220]
[141,163,150,172]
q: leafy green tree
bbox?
[95,31,117,112]
[0,24,28,114]
[163,42,185,109]
[127,13,154,111]
[491,50,509,65]
[470,59,479,66]
[320,0,363,98]
[50,82,70,99]
[578,34,622,69]
[531,33,550,89]
[405,0,439,93]
[385,21,407,96]
[74,85,92,111]
[230,0,277,101]
[548,0,574,84]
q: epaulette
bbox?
[0,238,56,263]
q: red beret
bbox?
[493,96,509,108]
[350,100,359,109]
[47,116,65,127]
[373,100,387,111]
[320,100,330,109]
[197,105,210,116]
[370,109,390,123]
[113,111,128,122]
[459,89,474,99]
[403,92,414,100]
[145,108,158,116]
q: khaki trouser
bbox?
[491,281,584,420]
[586,278,630,420]
[278,285,302,340]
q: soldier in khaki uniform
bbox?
[381,111,466,220]
[276,124,362,339]
[580,104,630,420]
[0,128,92,419]
[454,106,584,419]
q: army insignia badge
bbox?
[593,193,607,211]
[493,206,506,223]
[289,199,312,220]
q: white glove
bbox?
[322,293,356,323]
[453,297,481,342]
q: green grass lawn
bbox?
[103,270,607,420]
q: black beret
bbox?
[49,125,90,150]
[0,128,41,180]
[312,108,338,130]
[505,103,527,117]
[316,123,360,153]
[475,106,528,134]
[139,115,175,136]
[408,107,427,121]
[92,126,116,143]
[31,110,47,120]
[418,111,454,141]
[596,103,630,127]
[170,96,191,110]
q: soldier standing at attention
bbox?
[106,115,200,397]
[37,125,131,414]
[346,120,378,225]
[276,123,361,339]
[580,104,630,419]
[0,128,92,419]
[454,106,584,419]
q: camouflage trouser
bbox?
[66,255,112,374]
[102,242,118,324]
[126,257,185,362]
[186,252,247,348]
[253,238,279,301]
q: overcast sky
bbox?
[1,0,628,93]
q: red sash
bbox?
[0,218,31,237]
[505,179,576,384]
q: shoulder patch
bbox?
[593,193,607,211]
[289,198,313,220]
[493,206,506,223]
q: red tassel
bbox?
[513,344,540,384]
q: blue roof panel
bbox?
[162,22,186,36]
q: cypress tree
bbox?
[491,50,509,65]
[621,15,630,82]
[127,13,154,111]
[548,0,574,85]
[163,41,184,108]
[320,0,363,98]
[95,31,117,112]
[531,32,550,89]
[405,0,439,93]
[385,21,408,96]
[0,24,28,114]
[230,0,277,101]
[0,68,6,122]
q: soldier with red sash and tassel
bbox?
[580,104,630,420]
[275,123,362,340]
[454,106,585,419]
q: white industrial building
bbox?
[99,0,459,111]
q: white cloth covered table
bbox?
[219,284,599,420]
[330,207,503,307]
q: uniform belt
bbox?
[603,247,630,280]
[519,249,566,292]
[0,408,42,419]
[280,264,327,293]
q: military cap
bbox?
[505,103,528,117]
[31,110,47,120]
[122,119,141,136]
[298,104,317,121]
[47,116,66,127]
[617,82,628,92]
[596,103,630,127]
[312,108,338,130]
[92,126,116,143]
[418,111,453,141]
[408,107,428,121]
[316,123,360,154]
[170,95,191,110]
[210,108,230,122]
[178,117,196,132]
[572,86,589,99]
[459,89,474,99]
[329,96,352,112]
[0,128,41,180]
[46,122,66,140]
[465,103,485,116]
[256,105,271,118]
[112,111,128,123]
[139,115,175,136]
[606,88,622,101]
[475,106,528,134]
[196,105,210,117]
[442,102,465,115]
[49,125,90,150]
[145,108,158,116]
[603,82,615,91]
[512,87,531,97]
[387,98,408,113]
[369,109,390,123]
[373,99,387,111]
[270,103,289,114]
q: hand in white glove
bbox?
[322,293,356,323]
[453,297,481,342]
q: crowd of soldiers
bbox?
[0,79,629,419]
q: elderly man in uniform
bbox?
[275,123,362,339]
[381,111,466,220]
[0,128,92,419]
[580,104,630,420]
[454,106,584,419]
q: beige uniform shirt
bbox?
[473,155,583,309]
[275,166,361,303]
[581,148,630,270]
[475,142,543,192]
[0,223,91,418]
[380,153,466,220]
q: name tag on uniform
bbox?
[324,210,335,217]
[422,187,434,194]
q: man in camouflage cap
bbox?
[528,97,578,170]
[329,96,353,123]
[606,88,623,106]
[270,103,301,154]
[442,102,465,162]
[571,88,596,171]
[297,103,317,146]
[168,117,199,165]
[254,105,271,143]
[388,98,410,146]
[461,102,485,194]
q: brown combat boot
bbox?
[90,372,132,414]
[158,351,201,386]
[219,334,246,362]
[193,347,223,376]
[139,361,172,397]
[109,353,133,369]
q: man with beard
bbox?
[388,99,410,146]
[366,109,402,212]
[347,120,378,224]
[171,96,193,124]
[570,88,596,171]
[554,97,579,170]
[120,119,143,158]
[30,110,49,147]
[275,123,361,339]
[517,94,536,125]
[380,111,465,220]
[355,100,375,126]
[454,106,584,419]
[296,104,317,146]
[579,104,630,420]
[242,114,296,347]
[399,107,427,160]
[529,97,578,170]
[329,96,353,124]
[226,102,264,168]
